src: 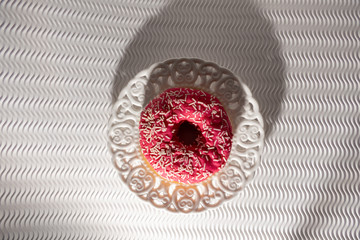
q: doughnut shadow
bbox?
[142,58,247,128]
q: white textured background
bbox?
[1,0,360,239]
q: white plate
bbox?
[108,58,264,213]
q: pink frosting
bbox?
[139,88,233,184]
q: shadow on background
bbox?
[112,0,285,137]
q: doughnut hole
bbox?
[174,120,203,146]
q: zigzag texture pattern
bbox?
[1,0,359,239]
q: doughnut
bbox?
[139,88,233,184]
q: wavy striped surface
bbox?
[1,0,359,239]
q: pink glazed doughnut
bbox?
[139,88,233,184]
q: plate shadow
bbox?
[112,0,285,137]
